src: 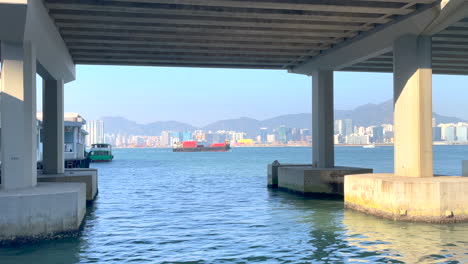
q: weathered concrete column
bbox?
[393,35,433,178]
[312,70,334,168]
[0,41,37,189]
[42,79,64,174]
[463,161,468,176]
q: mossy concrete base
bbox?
[345,173,468,223]
[277,166,373,196]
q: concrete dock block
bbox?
[0,182,86,244]
[267,163,311,188]
[277,166,373,196]
[38,168,98,202]
[463,161,468,176]
[345,173,468,223]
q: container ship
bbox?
[173,140,230,152]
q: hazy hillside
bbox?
[101,100,464,137]
[102,116,195,136]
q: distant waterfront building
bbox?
[182,132,192,141]
[334,120,343,135]
[456,126,468,142]
[347,135,370,145]
[344,119,353,136]
[445,126,456,142]
[300,128,311,142]
[372,126,384,143]
[84,120,104,147]
[160,131,170,146]
[334,134,341,145]
[277,126,290,144]
[169,132,181,146]
[267,134,276,143]
[260,128,268,143]
[433,127,442,141]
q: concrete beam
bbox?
[423,0,468,35]
[393,35,433,178]
[0,41,37,190]
[291,5,439,74]
[24,0,75,83]
[0,1,75,82]
[46,2,393,24]
[42,79,65,175]
[108,0,416,15]
[51,13,364,31]
[312,70,334,168]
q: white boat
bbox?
[363,144,376,149]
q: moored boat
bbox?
[88,143,114,161]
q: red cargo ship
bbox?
[173,140,231,152]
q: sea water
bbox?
[1,146,467,263]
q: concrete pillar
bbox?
[312,70,334,168]
[463,161,468,176]
[0,41,37,189]
[393,35,433,177]
[42,79,64,174]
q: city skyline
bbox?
[35,66,468,127]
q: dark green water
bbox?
[1,146,468,263]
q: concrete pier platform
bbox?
[276,166,373,196]
[267,164,310,188]
[38,168,98,202]
[463,161,468,176]
[345,174,468,223]
[0,182,86,244]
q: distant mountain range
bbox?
[102,100,465,137]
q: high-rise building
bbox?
[83,120,104,147]
[372,126,384,143]
[456,126,468,142]
[445,126,456,142]
[433,127,442,141]
[277,126,290,144]
[160,131,170,146]
[334,120,343,135]
[260,128,268,143]
[344,119,353,136]
[182,132,192,141]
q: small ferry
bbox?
[173,140,230,152]
[363,144,376,149]
[88,143,114,162]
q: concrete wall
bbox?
[0,182,86,243]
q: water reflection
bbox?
[343,209,468,263]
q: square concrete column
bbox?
[312,70,334,168]
[463,161,468,176]
[42,79,64,174]
[393,35,433,177]
[0,41,37,189]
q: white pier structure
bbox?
[1,0,468,242]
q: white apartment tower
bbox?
[84,120,105,147]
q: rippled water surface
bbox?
[1,146,468,264]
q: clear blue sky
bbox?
[36,66,468,127]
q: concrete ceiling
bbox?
[342,17,468,75]
[43,0,439,70]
